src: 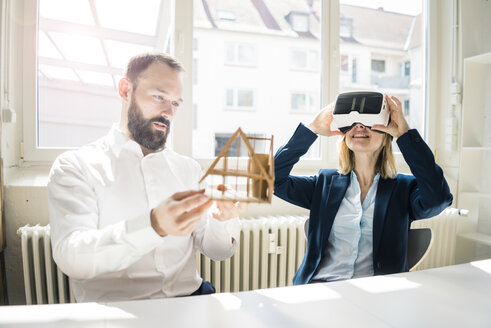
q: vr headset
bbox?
[332,91,389,134]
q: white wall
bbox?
[2,0,491,305]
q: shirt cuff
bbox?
[124,211,163,251]
[208,216,241,245]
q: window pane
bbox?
[225,43,236,63]
[291,93,306,111]
[193,0,322,159]
[37,0,171,148]
[339,1,425,136]
[226,89,235,106]
[238,44,256,64]
[237,89,254,107]
[371,59,386,73]
[291,50,307,69]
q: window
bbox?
[28,0,168,154]
[225,43,257,66]
[225,88,255,110]
[23,0,429,163]
[351,58,357,83]
[339,18,352,38]
[404,61,411,76]
[339,0,426,137]
[371,59,386,73]
[403,99,410,116]
[287,12,310,32]
[291,49,319,70]
[193,0,322,161]
[214,133,264,157]
[291,92,318,113]
[340,54,349,72]
[217,10,236,21]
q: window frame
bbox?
[21,0,436,172]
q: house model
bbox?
[199,128,274,203]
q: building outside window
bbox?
[25,0,427,163]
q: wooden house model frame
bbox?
[199,128,274,203]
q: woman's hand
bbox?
[372,95,411,138]
[307,103,344,137]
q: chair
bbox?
[407,228,433,272]
[304,219,433,272]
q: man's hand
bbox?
[150,190,212,237]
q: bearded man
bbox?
[47,53,245,303]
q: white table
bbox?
[1,260,490,328]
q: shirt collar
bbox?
[106,124,168,158]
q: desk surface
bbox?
[1,260,491,328]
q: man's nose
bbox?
[160,101,175,117]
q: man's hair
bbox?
[338,133,397,179]
[125,53,184,86]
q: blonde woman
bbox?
[274,95,452,284]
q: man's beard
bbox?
[127,96,170,151]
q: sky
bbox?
[339,0,423,15]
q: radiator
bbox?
[17,209,464,304]
[17,225,74,305]
[410,207,467,270]
[196,216,307,293]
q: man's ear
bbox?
[118,77,132,102]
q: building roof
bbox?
[340,5,415,50]
[196,1,422,50]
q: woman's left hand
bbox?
[372,95,410,138]
[211,200,248,221]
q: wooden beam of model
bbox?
[199,128,274,204]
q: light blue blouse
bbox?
[312,171,380,281]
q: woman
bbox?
[274,95,453,285]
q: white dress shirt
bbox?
[48,125,240,302]
[312,171,379,281]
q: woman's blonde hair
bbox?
[338,134,397,179]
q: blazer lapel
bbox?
[373,178,396,258]
[321,174,350,248]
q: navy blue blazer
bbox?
[274,123,453,285]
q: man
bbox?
[48,53,245,302]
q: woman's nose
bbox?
[354,123,366,129]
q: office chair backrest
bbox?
[407,228,433,272]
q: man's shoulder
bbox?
[50,137,110,173]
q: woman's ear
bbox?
[118,77,131,102]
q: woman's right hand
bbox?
[306,103,344,137]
